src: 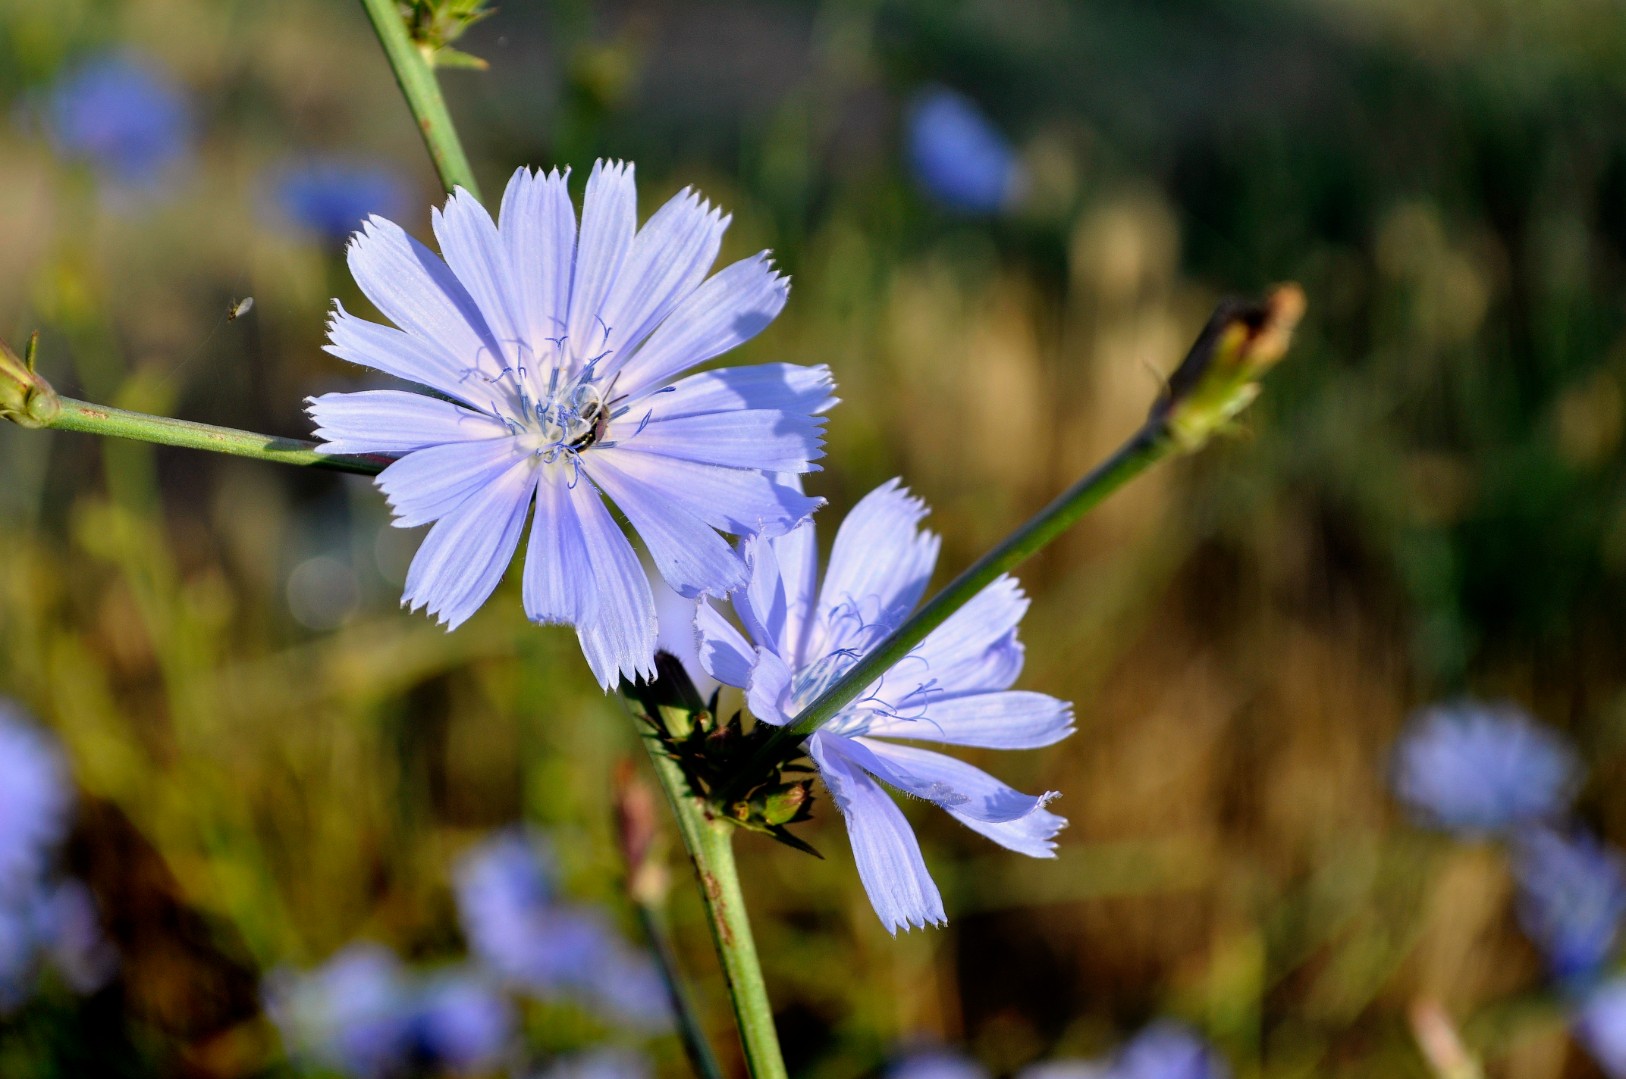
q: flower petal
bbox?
[307,390,508,456]
[566,160,637,366]
[587,448,819,540]
[735,521,821,663]
[657,363,837,420]
[910,576,1029,692]
[954,800,1066,858]
[376,438,530,528]
[810,734,945,934]
[762,521,820,668]
[598,186,729,368]
[325,300,485,406]
[614,252,789,397]
[847,738,1052,824]
[523,471,598,629]
[864,690,1074,750]
[563,475,658,688]
[811,479,940,653]
[746,646,795,726]
[346,215,505,382]
[583,453,746,599]
[697,600,756,688]
[499,167,576,360]
[433,187,527,371]
[402,456,536,629]
[619,408,825,472]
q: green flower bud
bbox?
[0,333,60,430]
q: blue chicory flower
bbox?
[455,830,670,1030]
[265,944,418,1078]
[407,969,514,1073]
[42,52,191,190]
[308,160,835,687]
[273,158,411,242]
[905,86,1024,214]
[1576,975,1626,1078]
[889,1048,992,1079]
[1391,700,1579,838]
[1512,828,1626,985]
[0,702,71,894]
[1109,1022,1230,1079]
[695,480,1074,932]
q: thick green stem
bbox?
[47,397,388,476]
[637,730,787,1079]
[358,0,481,198]
[732,420,1177,783]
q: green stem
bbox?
[47,396,388,476]
[735,419,1178,783]
[636,724,787,1079]
[631,900,726,1079]
[358,0,481,198]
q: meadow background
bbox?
[3,0,1626,1075]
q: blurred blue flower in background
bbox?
[905,86,1024,214]
[533,1048,655,1079]
[265,944,417,1078]
[1576,976,1626,1078]
[1512,829,1626,985]
[42,52,191,190]
[1109,1021,1230,1079]
[272,158,411,242]
[0,702,71,892]
[889,1047,992,1079]
[455,829,670,1030]
[407,969,513,1073]
[1391,700,1579,838]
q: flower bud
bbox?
[751,781,812,828]
[1153,284,1304,451]
[0,333,60,430]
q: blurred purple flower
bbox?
[534,1048,654,1079]
[905,86,1024,214]
[455,829,670,1030]
[265,944,417,1078]
[1391,700,1579,838]
[697,480,1073,933]
[42,52,191,189]
[0,702,71,893]
[273,158,411,242]
[1109,1022,1230,1079]
[36,880,117,996]
[1576,976,1626,1078]
[889,1048,992,1079]
[307,161,834,687]
[408,969,513,1072]
[1513,829,1626,985]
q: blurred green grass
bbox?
[6,0,1626,1075]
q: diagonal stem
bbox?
[357,0,481,198]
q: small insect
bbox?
[567,398,610,451]
[227,296,255,321]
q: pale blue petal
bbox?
[307,390,508,456]
[696,600,756,687]
[761,518,820,667]
[746,646,795,727]
[810,734,945,934]
[346,215,505,381]
[402,456,536,629]
[565,476,658,688]
[847,738,1052,824]
[588,448,819,540]
[621,408,825,472]
[432,187,527,371]
[598,186,729,369]
[654,575,715,696]
[376,438,528,528]
[498,167,575,360]
[522,471,598,628]
[615,252,789,397]
[566,160,637,362]
[658,363,836,420]
[955,801,1065,858]
[734,532,786,648]
[584,453,746,598]
[811,479,940,653]
[909,577,1029,692]
[865,690,1074,750]
[325,301,483,406]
